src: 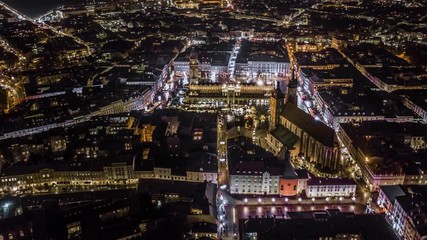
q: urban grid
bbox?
[0,0,426,239]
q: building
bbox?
[396,90,427,123]
[300,67,353,96]
[377,185,427,240]
[234,41,290,81]
[286,69,298,105]
[240,210,399,240]
[277,149,300,197]
[266,125,299,155]
[185,83,273,107]
[230,161,282,195]
[174,42,233,83]
[338,121,427,191]
[306,177,356,198]
[186,152,218,184]
[377,185,406,215]
[341,44,427,92]
[189,48,200,84]
[314,88,416,130]
[269,82,285,131]
[280,103,341,171]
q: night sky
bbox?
[3,0,75,17]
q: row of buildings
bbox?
[229,149,356,198]
[0,146,356,199]
[338,121,427,192]
[378,185,427,240]
[0,180,218,240]
[173,40,291,83]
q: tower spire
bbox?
[269,81,285,131]
[286,68,298,105]
[189,47,199,85]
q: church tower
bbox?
[269,81,285,131]
[286,68,298,105]
[189,48,199,85]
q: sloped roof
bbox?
[281,103,337,147]
[270,125,299,150]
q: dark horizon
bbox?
[2,0,75,17]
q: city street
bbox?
[236,203,365,219]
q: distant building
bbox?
[186,83,273,106]
[235,41,290,81]
[300,67,353,96]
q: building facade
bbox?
[306,177,356,198]
[230,162,281,195]
[280,103,341,171]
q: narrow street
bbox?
[227,39,240,81]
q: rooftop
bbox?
[281,103,337,147]
[241,211,399,240]
[269,125,299,150]
[307,177,356,186]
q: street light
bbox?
[298,198,302,202]
[351,196,356,201]
[243,198,248,203]
[271,198,276,203]
[284,198,288,202]
[326,197,330,202]
[339,197,343,201]
[312,198,315,202]
[258,198,262,203]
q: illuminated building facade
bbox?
[185,83,273,106]
[306,177,356,198]
[280,103,341,171]
[230,161,281,195]
[337,121,427,191]
[378,185,427,240]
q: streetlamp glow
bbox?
[326,197,330,202]
[258,198,262,203]
[312,198,315,202]
[271,198,276,203]
[298,198,302,202]
[284,198,289,202]
[243,198,248,203]
[339,197,343,201]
